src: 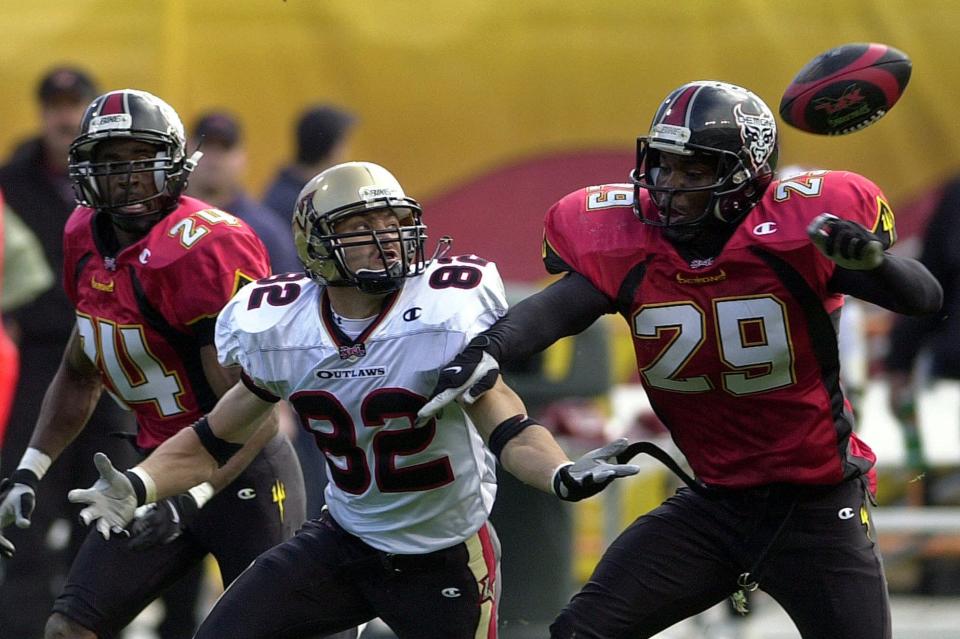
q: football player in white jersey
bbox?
[67,161,639,639]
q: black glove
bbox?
[807,213,884,270]
[552,438,639,502]
[417,336,500,422]
[128,493,200,551]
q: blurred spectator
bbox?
[885,176,960,594]
[1,190,53,552]
[261,104,355,221]
[885,177,959,466]
[0,65,137,639]
[1,202,54,318]
[1,199,54,444]
[187,110,301,273]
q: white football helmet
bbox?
[292,162,427,294]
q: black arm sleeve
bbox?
[483,271,616,367]
[829,253,943,316]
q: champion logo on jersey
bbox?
[339,343,367,360]
[139,248,151,264]
[753,221,778,236]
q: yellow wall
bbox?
[1,0,957,205]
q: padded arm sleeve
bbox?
[483,272,615,366]
[830,253,943,316]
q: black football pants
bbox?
[51,434,305,639]
[550,477,890,639]
[194,511,501,639]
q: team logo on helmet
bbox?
[734,102,776,169]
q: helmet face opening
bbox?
[68,90,197,232]
[631,81,778,232]
[293,162,428,295]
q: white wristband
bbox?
[128,467,158,504]
[17,447,53,480]
[187,482,215,509]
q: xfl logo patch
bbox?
[339,343,367,360]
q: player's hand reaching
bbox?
[807,213,884,270]
[417,336,500,421]
[68,452,138,540]
[552,438,640,501]
[0,469,40,557]
[128,493,200,550]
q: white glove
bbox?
[0,530,13,558]
[807,213,884,270]
[552,438,640,501]
[67,453,138,540]
[0,477,36,530]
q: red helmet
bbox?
[631,81,779,229]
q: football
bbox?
[779,43,912,135]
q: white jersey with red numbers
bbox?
[216,256,507,554]
[542,170,896,491]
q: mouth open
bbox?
[119,203,149,214]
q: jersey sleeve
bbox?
[541,185,638,302]
[542,191,588,276]
[821,171,898,249]
[61,207,93,307]
[463,258,508,339]
[213,279,286,401]
[161,224,270,339]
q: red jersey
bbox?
[543,171,896,489]
[63,196,269,449]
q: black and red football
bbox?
[779,43,911,135]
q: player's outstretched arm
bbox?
[68,380,275,535]
[1,326,102,554]
[418,272,613,421]
[465,378,638,500]
[807,213,942,315]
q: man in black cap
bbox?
[188,110,301,274]
[0,66,138,639]
[262,104,355,223]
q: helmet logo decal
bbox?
[89,113,132,132]
[293,193,316,233]
[651,123,691,145]
[733,102,776,169]
[359,185,401,201]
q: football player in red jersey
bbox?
[0,89,306,639]
[419,81,943,639]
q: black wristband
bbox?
[174,492,201,525]
[489,415,538,461]
[123,470,148,506]
[192,416,243,466]
[11,468,40,491]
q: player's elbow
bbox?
[899,276,943,316]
